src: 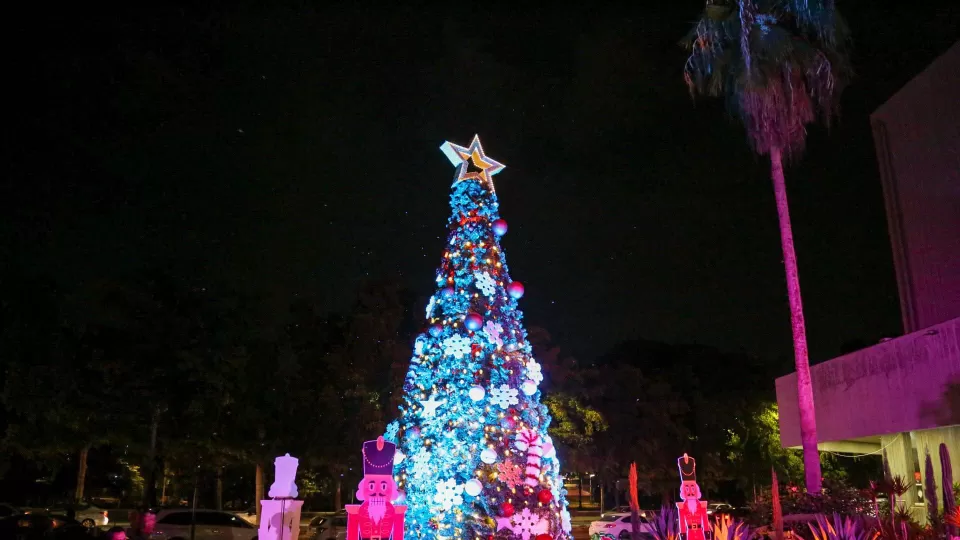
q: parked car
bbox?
[602,506,653,518]
[0,513,88,539]
[231,506,258,526]
[304,514,348,540]
[589,513,655,540]
[45,502,109,528]
[707,503,735,516]
[149,509,257,540]
[0,503,21,518]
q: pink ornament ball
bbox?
[464,313,484,331]
[441,286,455,298]
[506,281,525,299]
[492,219,509,236]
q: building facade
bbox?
[776,42,960,515]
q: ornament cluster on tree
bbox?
[387,136,571,539]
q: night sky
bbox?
[6,1,959,366]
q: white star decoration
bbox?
[439,135,505,190]
[420,395,446,417]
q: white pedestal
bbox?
[259,499,303,540]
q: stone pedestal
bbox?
[258,499,303,540]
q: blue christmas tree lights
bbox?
[386,136,572,540]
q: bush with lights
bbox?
[385,136,572,540]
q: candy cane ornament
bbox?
[514,428,543,487]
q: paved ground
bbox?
[69,505,605,538]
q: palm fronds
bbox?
[681,0,852,158]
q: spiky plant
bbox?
[946,505,960,528]
[942,444,957,536]
[629,463,642,540]
[681,0,852,496]
[650,506,679,540]
[888,476,911,533]
[714,517,753,540]
[773,468,784,540]
[808,513,878,540]
[924,450,939,528]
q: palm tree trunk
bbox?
[142,407,161,507]
[255,462,264,525]
[75,444,91,502]
[216,466,224,510]
[335,477,343,511]
[770,147,822,494]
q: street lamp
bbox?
[589,473,596,503]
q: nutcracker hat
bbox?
[362,436,396,476]
[677,453,697,483]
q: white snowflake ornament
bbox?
[411,450,432,479]
[482,320,504,347]
[442,334,471,359]
[473,271,497,296]
[489,384,519,409]
[433,478,464,511]
[526,359,544,384]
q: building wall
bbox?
[871,42,960,333]
[776,317,960,447]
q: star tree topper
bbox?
[440,135,505,190]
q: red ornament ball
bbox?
[502,416,517,429]
[537,489,553,504]
[428,323,443,337]
[441,286,455,298]
[464,312,484,331]
[500,502,515,517]
[492,218,509,236]
[535,535,553,540]
[506,281,525,299]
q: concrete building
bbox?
[776,41,960,514]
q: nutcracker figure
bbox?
[675,453,708,540]
[346,436,407,540]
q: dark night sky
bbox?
[5,1,959,366]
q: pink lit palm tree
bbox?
[681,0,852,494]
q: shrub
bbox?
[747,478,873,525]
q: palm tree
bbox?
[681,0,852,494]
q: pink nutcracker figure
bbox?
[346,436,407,540]
[676,453,708,540]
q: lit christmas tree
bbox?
[385,136,572,540]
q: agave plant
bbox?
[808,513,878,540]
[946,506,960,528]
[649,506,679,540]
[713,517,752,540]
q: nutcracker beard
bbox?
[367,496,387,524]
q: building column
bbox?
[912,425,960,511]
[883,432,918,507]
